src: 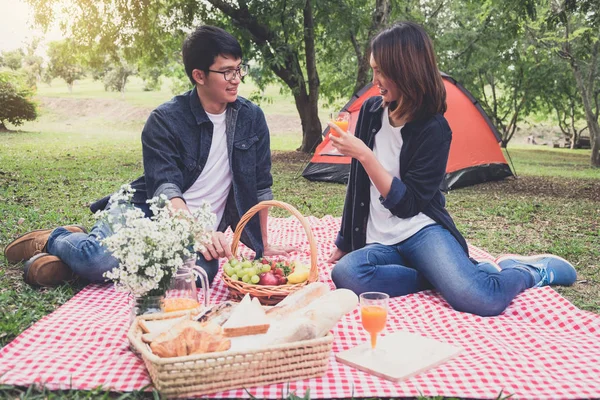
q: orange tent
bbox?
[302,73,513,190]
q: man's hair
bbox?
[371,21,446,122]
[182,25,243,85]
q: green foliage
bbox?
[46,40,85,90]
[102,60,137,94]
[0,49,24,70]
[0,71,37,129]
[139,66,163,92]
[434,0,552,146]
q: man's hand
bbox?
[200,231,232,261]
[326,246,347,264]
[263,244,298,258]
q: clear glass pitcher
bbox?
[163,256,210,312]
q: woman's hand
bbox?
[328,122,371,162]
[201,231,233,261]
[263,244,298,258]
[327,246,347,264]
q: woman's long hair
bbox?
[371,21,446,122]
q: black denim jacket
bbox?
[91,87,273,255]
[335,96,469,255]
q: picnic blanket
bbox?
[1,216,599,399]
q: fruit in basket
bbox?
[258,271,280,286]
[287,265,310,284]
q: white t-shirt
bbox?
[366,107,435,245]
[183,110,232,229]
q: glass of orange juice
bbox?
[330,111,350,137]
[360,292,389,352]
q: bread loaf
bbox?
[267,316,318,345]
[264,289,358,345]
[266,282,330,319]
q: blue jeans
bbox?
[331,224,535,316]
[45,203,219,286]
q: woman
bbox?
[327,22,577,317]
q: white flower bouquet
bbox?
[96,185,216,297]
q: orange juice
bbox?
[162,298,200,312]
[330,120,349,137]
[361,305,387,348]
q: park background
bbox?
[1,0,599,398]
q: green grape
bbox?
[242,274,251,283]
[224,266,235,276]
[261,265,271,273]
[250,274,260,284]
[229,258,240,267]
[241,260,252,269]
[246,267,257,277]
[230,274,239,281]
[234,265,244,274]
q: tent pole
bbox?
[294,132,326,179]
[503,145,518,179]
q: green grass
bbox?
[1,81,599,398]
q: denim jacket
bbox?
[91,87,273,255]
[335,96,469,256]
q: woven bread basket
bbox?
[222,200,319,305]
[128,312,333,397]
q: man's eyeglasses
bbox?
[207,64,249,82]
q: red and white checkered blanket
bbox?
[1,216,599,399]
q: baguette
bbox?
[301,289,358,336]
[265,282,330,319]
[265,289,358,345]
[267,316,318,345]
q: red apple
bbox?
[258,272,279,286]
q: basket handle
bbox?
[230,200,318,282]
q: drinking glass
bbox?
[330,111,351,137]
[360,292,389,351]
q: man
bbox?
[4,25,292,287]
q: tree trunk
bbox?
[295,89,323,153]
[67,82,73,93]
[353,0,391,94]
[0,121,7,132]
[570,60,600,166]
[207,0,322,153]
[297,0,322,153]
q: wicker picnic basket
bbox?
[223,200,319,305]
[128,311,333,397]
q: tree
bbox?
[434,0,549,147]
[0,71,37,131]
[26,0,397,153]
[0,49,24,70]
[532,0,600,166]
[542,50,587,148]
[22,40,44,89]
[46,40,85,92]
